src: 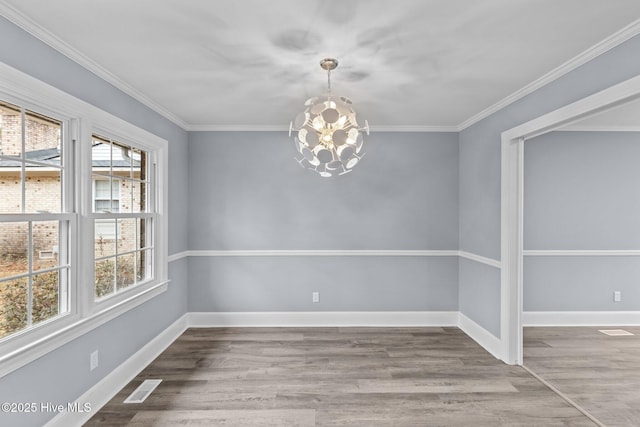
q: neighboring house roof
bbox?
[0,147,140,168]
[0,148,61,167]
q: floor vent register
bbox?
[123,379,162,403]
[598,329,634,336]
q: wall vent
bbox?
[123,379,162,404]
[38,250,55,259]
[598,329,634,336]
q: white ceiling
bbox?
[2,0,640,130]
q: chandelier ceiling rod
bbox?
[320,58,338,93]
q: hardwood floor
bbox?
[87,327,595,426]
[524,326,640,427]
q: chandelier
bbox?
[289,58,369,177]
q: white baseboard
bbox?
[187,311,459,327]
[523,311,640,326]
[457,312,502,360]
[45,314,188,427]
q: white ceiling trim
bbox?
[0,2,189,130]
[369,125,458,133]
[557,125,640,132]
[457,18,640,132]
[186,124,458,132]
[187,124,290,132]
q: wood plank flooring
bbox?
[86,327,595,426]
[524,326,640,427]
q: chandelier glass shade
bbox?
[289,58,369,177]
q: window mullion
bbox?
[78,119,94,317]
[20,108,26,214]
[27,221,33,327]
[61,198,73,315]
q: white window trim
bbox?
[85,127,160,309]
[0,63,169,378]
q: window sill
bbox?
[0,279,169,379]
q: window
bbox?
[0,100,72,340]
[94,179,120,213]
[0,63,168,377]
[91,134,154,300]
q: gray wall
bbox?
[523,131,640,311]
[188,131,460,312]
[189,256,458,312]
[458,34,640,337]
[458,258,501,336]
[0,16,189,427]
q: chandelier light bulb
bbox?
[290,58,369,177]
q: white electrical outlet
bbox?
[614,291,621,302]
[90,350,99,371]
[312,291,320,303]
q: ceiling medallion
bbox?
[289,58,369,177]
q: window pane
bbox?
[113,141,132,176]
[137,249,152,283]
[131,147,146,180]
[116,253,135,290]
[118,218,137,253]
[95,258,115,299]
[32,270,60,326]
[93,177,119,213]
[95,219,117,256]
[0,101,22,158]
[0,222,28,279]
[0,277,28,339]
[120,179,134,213]
[130,180,147,213]
[138,217,151,250]
[32,221,59,272]
[25,168,62,213]
[25,110,61,155]
[95,201,119,213]
[94,179,111,198]
[0,172,22,213]
[91,136,111,176]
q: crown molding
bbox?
[0,2,189,130]
[556,125,640,132]
[185,124,459,132]
[186,124,290,132]
[370,125,459,133]
[457,18,640,131]
[187,249,459,257]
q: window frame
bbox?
[86,127,160,309]
[0,63,168,378]
[0,97,79,361]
